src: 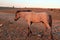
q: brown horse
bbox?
[14,10,53,40]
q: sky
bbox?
[0,0,60,8]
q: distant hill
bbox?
[0,7,15,9]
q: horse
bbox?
[14,10,53,40]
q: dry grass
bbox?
[0,8,60,40]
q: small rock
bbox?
[0,24,3,26]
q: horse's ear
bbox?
[27,10,32,12]
[15,10,20,16]
[16,10,20,13]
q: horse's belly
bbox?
[32,17,40,22]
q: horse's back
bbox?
[19,11,49,19]
[25,12,48,22]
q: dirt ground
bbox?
[0,12,60,40]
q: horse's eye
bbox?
[19,13,20,15]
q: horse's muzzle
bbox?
[14,17,20,21]
[14,19,17,21]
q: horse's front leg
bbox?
[27,21,32,37]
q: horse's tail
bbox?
[49,15,52,27]
[49,15,54,40]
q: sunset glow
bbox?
[0,0,60,8]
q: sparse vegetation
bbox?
[0,7,60,40]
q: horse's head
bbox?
[14,11,20,21]
[14,10,32,21]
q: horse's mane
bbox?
[16,10,32,13]
[15,10,32,16]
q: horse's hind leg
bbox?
[43,21,51,36]
[43,20,54,40]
